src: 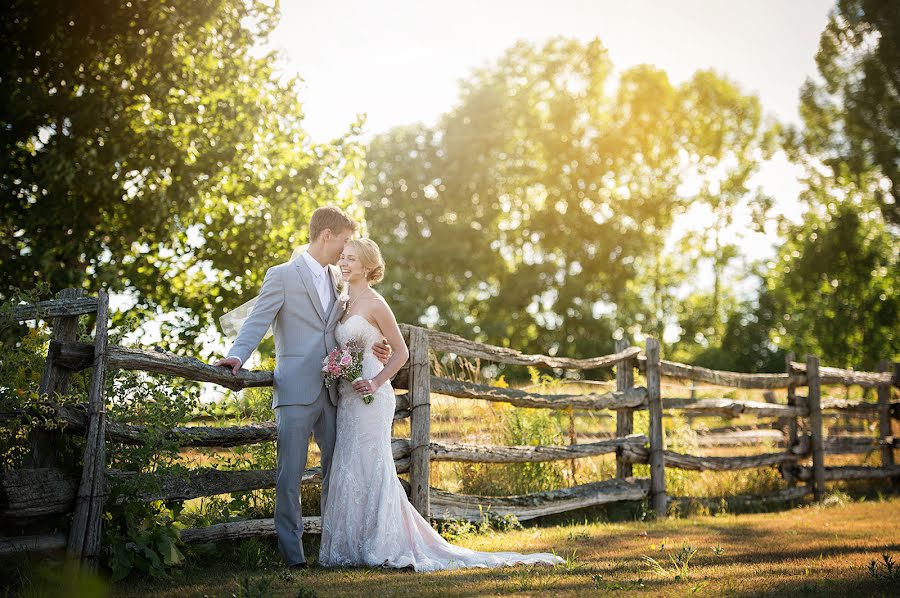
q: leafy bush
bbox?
[0,284,92,470]
[104,500,185,582]
[2,288,204,581]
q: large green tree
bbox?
[765,200,897,369]
[636,70,776,355]
[362,39,771,361]
[1,0,362,351]
[766,0,899,369]
[791,0,900,225]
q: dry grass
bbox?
[96,494,900,598]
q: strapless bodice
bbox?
[336,314,385,379]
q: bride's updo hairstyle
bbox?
[346,238,385,284]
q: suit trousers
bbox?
[273,384,337,565]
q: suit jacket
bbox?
[227,254,347,407]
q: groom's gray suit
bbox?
[226,254,346,565]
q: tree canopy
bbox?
[362,39,773,360]
[1,0,362,350]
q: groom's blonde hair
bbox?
[309,205,358,241]
[346,238,385,284]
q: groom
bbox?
[214,206,391,568]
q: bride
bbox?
[318,238,564,571]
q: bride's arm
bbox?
[355,298,409,393]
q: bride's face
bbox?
[338,246,366,283]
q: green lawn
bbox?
[25,493,889,598]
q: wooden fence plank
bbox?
[11,296,98,321]
[407,326,431,518]
[795,465,900,481]
[638,357,805,388]
[807,354,825,501]
[14,397,409,448]
[66,290,110,570]
[0,533,68,556]
[28,288,84,469]
[427,436,647,464]
[421,326,641,370]
[49,340,410,391]
[645,338,666,517]
[428,478,651,522]
[790,361,892,388]
[615,338,635,479]
[176,478,652,541]
[662,397,807,417]
[620,446,802,471]
[431,376,648,410]
[878,361,895,469]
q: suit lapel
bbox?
[294,257,326,322]
[324,265,345,325]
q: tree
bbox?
[790,0,900,226]
[0,0,362,351]
[362,39,771,363]
[765,200,897,369]
[634,71,776,356]
[765,0,899,370]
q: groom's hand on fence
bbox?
[214,356,242,375]
[373,338,392,364]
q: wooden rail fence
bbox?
[1,288,898,568]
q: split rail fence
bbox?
[1,288,897,570]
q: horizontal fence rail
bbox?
[637,356,807,388]
[422,327,642,370]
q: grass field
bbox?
[17,492,897,597]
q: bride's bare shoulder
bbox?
[369,292,399,325]
[368,289,391,306]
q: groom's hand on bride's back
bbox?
[373,338,392,364]
[213,356,242,375]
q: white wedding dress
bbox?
[319,314,565,571]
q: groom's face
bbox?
[323,227,355,264]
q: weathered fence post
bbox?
[568,405,577,483]
[877,361,894,471]
[806,353,825,501]
[615,338,635,479]
[28,287,85,468]
[407,326,431,518]
[67,290,110,570]
[782,352,798,487]
[645,338,666,517]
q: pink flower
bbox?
[340,354,351,366]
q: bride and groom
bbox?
[214,206,563,571]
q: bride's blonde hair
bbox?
[346,238,385,284]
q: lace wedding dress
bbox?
[319,314,565,571]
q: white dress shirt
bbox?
[301,250,335,314]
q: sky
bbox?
[268,0,834,142]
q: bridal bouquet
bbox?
[322,339,374,404]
